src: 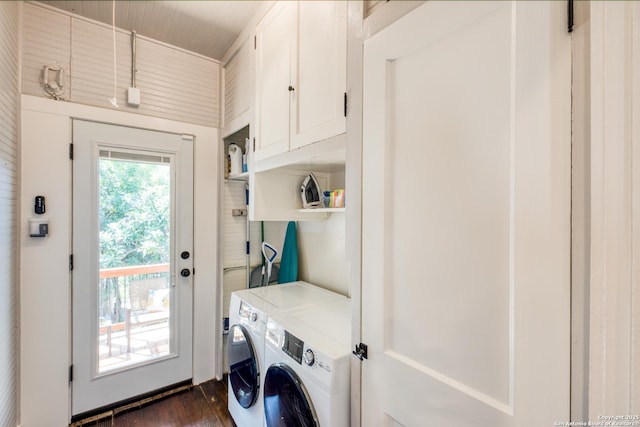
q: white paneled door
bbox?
[361,2,571,426]
[72,120,194,415]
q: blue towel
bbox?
[278,221,298,283]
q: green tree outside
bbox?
[99,158,171,268]
[98,158,171,324]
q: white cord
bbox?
[109,0,119,107]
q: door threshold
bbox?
[70,379,192,426]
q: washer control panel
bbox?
[282,330,304,364]
[238,301,266,333]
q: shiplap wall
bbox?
[221,180,286,372]
[0,3,19,427]
[22,2,219,127]
[223,38,251,128]
[222,180,287,321]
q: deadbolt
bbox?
[181,251,190,259]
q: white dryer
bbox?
[228,282,344,427]
[263,297,351,427]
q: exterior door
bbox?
[72,120,194,415]
[361,2,571,426]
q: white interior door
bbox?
[72,120,194,415]
[361,2,571,426]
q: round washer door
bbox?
[264,363,319,427]
[228,324,259,408]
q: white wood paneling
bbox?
[0,3,19,427]
[70,18,131,109]
[23,3,220,127]
[22,3,70,99]
[135,37,219,127]
[40,0,261,60]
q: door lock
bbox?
[180,268,191,277]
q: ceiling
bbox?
[38,1,262,60]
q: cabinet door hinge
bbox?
[353,343,368,360]
[69,143,74,160]
[69,254,73,271]
[253,137,256,152]
[69,365,73,383]
[254,35,257,49]
[567,0,574,33]
[344,92,348,117]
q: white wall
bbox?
[22,2,220,128]
[19,95,218,427]
[297,214,348,295]
[0,3,20,427]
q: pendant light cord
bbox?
[109,0,119,107]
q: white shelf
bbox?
[253,134,346,173]
[296,207,345,214]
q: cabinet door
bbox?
[223,38,252,132]
[290,1,347,150]
[255,2,295,161]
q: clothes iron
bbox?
[300,173,322,208]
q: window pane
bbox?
[97,155,172,374]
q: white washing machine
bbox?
[263,297,351,427]
[228,282,345,427]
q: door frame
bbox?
[573,1,640,418]
[18,95,219,426]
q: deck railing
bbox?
[99,263,170,323]
[98,263,171,365]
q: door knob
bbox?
[180,268,191,277]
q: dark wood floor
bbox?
[73,377,237,427]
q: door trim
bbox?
[18,95,219,425]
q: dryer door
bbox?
[264,363,319,427]
[228,324,260,408]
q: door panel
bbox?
[290,1,347,149]
[72,120,194,415]
[362,2,570,425]
[255,2,295,161]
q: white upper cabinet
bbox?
[291,1,347,149]
[255,1,347,162]
[255,1,295,160]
